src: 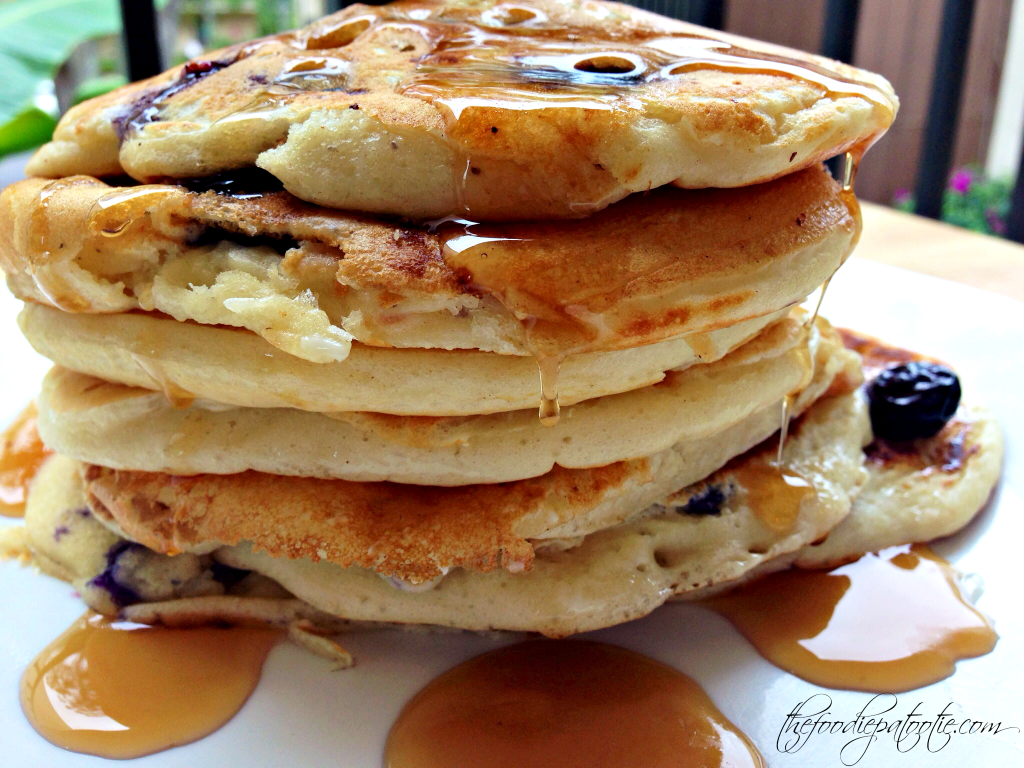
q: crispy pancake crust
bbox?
[2,165,853,359]
[26,0,895,220]
[18,456,355,649]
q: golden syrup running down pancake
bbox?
[21,612,281,759]
[707,546,997,693]
[0,402,53,518]
[776,147,863,458]
[733,461,813,533]
[384,641,765,768]
[397,10,896,123]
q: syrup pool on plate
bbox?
[21,612,281,759]
[0,402,53,518]
[384,640,765,768]
[707,545,997,692]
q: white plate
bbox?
[2,259,1022,767]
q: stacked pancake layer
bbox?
[3,0,997,640]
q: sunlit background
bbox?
[0,0,1021,238]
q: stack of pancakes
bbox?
[0,0,1003,643]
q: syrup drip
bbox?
[27,179,100,312]
[88,185,181,237]
[384,641,765,768]
[733,460,814,533]
[129,354,196,409]
[776,394,797,467]
[537,356,561,426]
[21,612,281,759]
[774,324,815,465]
[707,546,997,692]
[0,403,53,518]
[776,147,863,461]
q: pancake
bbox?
[37,313,848,485]
[792,405,1002,569]
[2,164,854,362]
[214,392,871,636]
[18,302,784,416]
[79,344,857,586]
[16,455,355,658]
[790,330,1004,568]
[25,1,896,221]
[24,390,868,637]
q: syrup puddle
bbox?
[21,612,281,759]
[707,546,997,692]
[1,403,53,518]
[384,640,765,768]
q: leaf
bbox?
[0,106,57,156]
[0,0,124,127]
[73,73,129,104]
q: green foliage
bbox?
[942,170,1012,237]
[0,106,57,156]
[0,0,124,155]
[73,73,128,105]
[892,167,1013,239]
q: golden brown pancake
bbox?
[213,391,871,635]
[26,0,896,220]
[787,331,1004,569]
[17,303,782,416]
[20,385,869,640]
[37,313,847,485]
[14,455,355,657]
[79,342,855,586]
[2,165,855,364]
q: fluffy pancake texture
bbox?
[793,406,1002,569]
[2,165,854,361]
[20,384,1000,638]
[790,331,1004,568]
[18,456,355,644]
[215,392,870,635]
[79,340,857,586]
[18,303,781,415]
[25,0,896,220]
[38,312,839,484]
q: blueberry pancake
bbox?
[2,164,852,380]
[27,0,896,220]
[36,313,847,485]
[22,389,869,637]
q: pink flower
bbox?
[893,188,913,204]
[949,169,973,194]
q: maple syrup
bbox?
[776,147,863,459]
[128,354,196,409]
[128,325,197,409]
[733,461,814,533]
[21,612,281,759]
[707,546,997,692]
[774,323,815,463]
[384,640,765,768]
[0,403,53,518]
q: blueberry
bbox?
[86,541,143,607]
[677,484,726,517]
[866,362,961,441]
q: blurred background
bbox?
[0,0,1021,240]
